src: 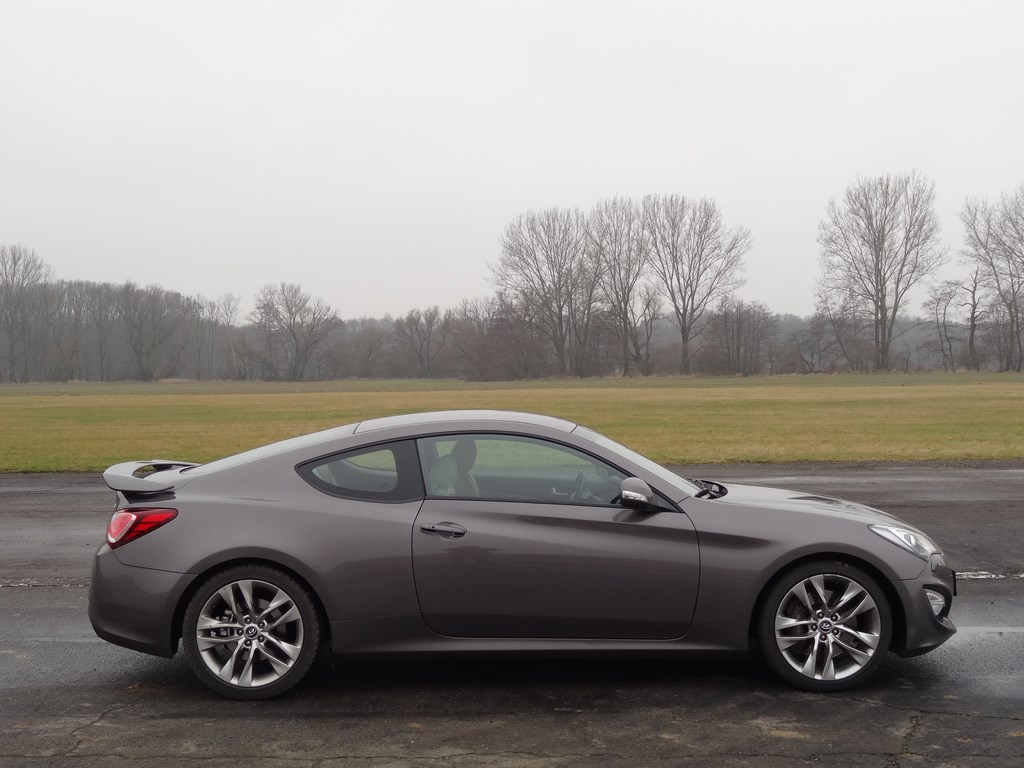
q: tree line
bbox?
[2,178,1023,383]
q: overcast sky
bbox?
[2,0,1022,320]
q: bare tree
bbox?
[339,318,392,378]
[186,296,221,380]
[250,285,283,379]
[86,282,120,381]
[250,283,338,381]
[920,270,986,372]
[982,298,1018,371]
[447,298,502,380]
[216,293,243,379]
[0,244,52,381]
[392,306,450,377]
[490,290,549,379]
[961,186,1024,371]
[786,313,838,373]
[590,197,652,375]
[924,281,961,370]
[629,283,660,375]
[959,268,985,371]
[643,195,751,373]
[493,207,590,375]
[816,292,873,372]
[52,281,89,380]
[817,172,944,370]
[116,283,190,380]
[567,240,606,377]
[23,280,62,380]
[706,298,778,375]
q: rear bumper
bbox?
[88,544,195,658]
[892,556,957,657]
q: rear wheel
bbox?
[757,561,892,691]
[182,565,320,700]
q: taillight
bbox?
[106,508,177,549]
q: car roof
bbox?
[354,410,577,434]
[186,411,578,478]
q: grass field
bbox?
[1,373,1022,472]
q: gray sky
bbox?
[2,0,1022,320]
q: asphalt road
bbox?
[2,465,1023,767]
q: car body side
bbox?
[89,413,955,663]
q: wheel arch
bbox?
[171,557,333,657]
[746,552,907,653]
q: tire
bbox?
[182,564,321,700]
[756,560,892,692]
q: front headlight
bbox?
[869,524,940,560]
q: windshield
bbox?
[573,426,702,497]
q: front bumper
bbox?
[891,555,957,657]
[88,544,196,658]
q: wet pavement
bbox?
[1,465,1022,767]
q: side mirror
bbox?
[619,477,656,510]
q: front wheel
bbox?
[756,561,892,691]
[182,565,320,700]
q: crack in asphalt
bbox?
[0,708,121,761]
[895,713,922,768]
[61,705,121,758]
[846,695,1024,723]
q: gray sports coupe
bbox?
[89,410,956,699]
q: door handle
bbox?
[419,521,467,539]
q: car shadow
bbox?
[111,649,951,715]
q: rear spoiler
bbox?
[103,460,200,494]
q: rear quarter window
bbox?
[297,440,422,502]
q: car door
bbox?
[412,433,699,640]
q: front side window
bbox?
[298,440,421,502]
[417,433,627,505]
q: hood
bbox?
[707,482,904,524]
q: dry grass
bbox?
[1,373,1022,471]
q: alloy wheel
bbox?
[194,578,305,689]
[773,572,882,682]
